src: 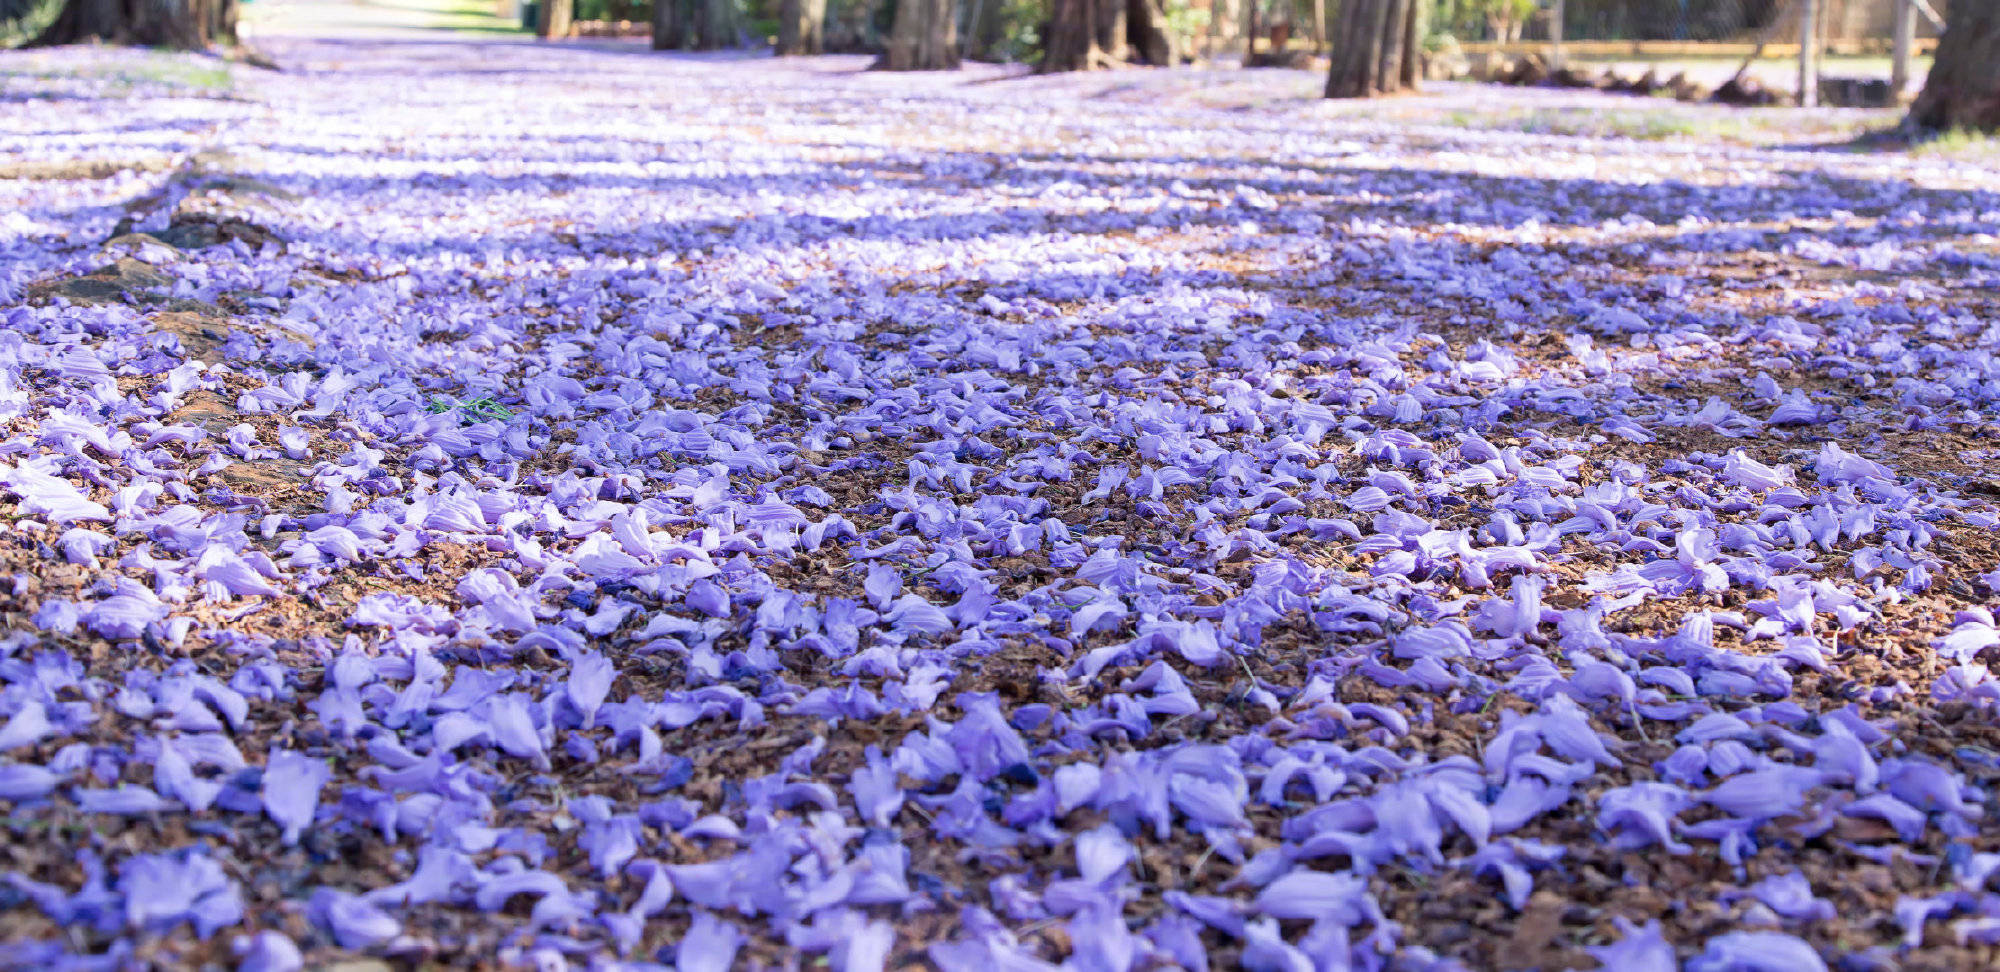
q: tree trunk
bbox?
[776,0,826,54]
[1324,0,1418,98]
[702,0,740,47]
[1096,0,1126,61]
[652,0,679,48]
[1041,0,1106,71]
[1039,0,1172,70]
[537,0,572,39]
[652,0,738,50]
[1126,0,1173,65]
[210,0,236,44]
[880,0,957,69]
[31,0,229,47]
[1397,0,1421,90]
[1908,1,2000,131]
[1375,0,1407,89]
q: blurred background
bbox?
[0,0,1953,98]
[0,0,1975,124]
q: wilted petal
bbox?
[234,930,304,972]
[1688,931,1826,972]
[1255,870,1371,925]
[263,750,331,845]
[678,911,745,972]
[1586,917,1675,972]
[310,888,401,950]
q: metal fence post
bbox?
[1890,0,1914,97]
[1797,0,1819,108]
[1549,0,1565,70]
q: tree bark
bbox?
[776,0,825,54]
[1126,0,1173,66]
[1040,0,1175,71]
[31,0,228,48]
[652,0,738,50]
[1324,0,1418,98]
[1375,0,1407,90]
[880,0,958,69]
[701,0,740,48]
[210,0,236,44]
[1097,0,1127,61]
[1041,0,1105,71]
[537,0,572,39]
[1396,0,1421,90]
[652,0,681,48]
[1908,1,2000,131]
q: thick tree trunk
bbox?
[537,0,572,39]
[651,0,681,49]
[776,0,825,54]
[31,0,232,48]
[700,0,740,47]
[664,0,688,49]
[210,0,236,44]
[1126,0,1173,65]
[1397,0,1421,90]
[880,0,957,69]
[1095,0,1126,61]
[1324,0,1419,98]
[1375,0,1407,89]
[652,0,738,50]
[1040,0,1104,71]
[1041,0,1171,71]
[1908,2,2000,131]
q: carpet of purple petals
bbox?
[7,38,2000,972]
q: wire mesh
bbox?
[1419,0,1950,102]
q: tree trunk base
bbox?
[30,0,237,49]
[1906,1,2000,131]
[876,0,958,71]
[1039,0,1175,73]
[1324,0,1420,99]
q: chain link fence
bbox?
[1430,0,1953,103]
[1436,0,1945,46]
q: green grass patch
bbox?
[367,0,528,34]
[1436,103,1898,146]
[1911,126,2000,161]
[425,393,514,422]
[0,48,236,93]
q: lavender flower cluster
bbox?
[4,38,2000,972]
